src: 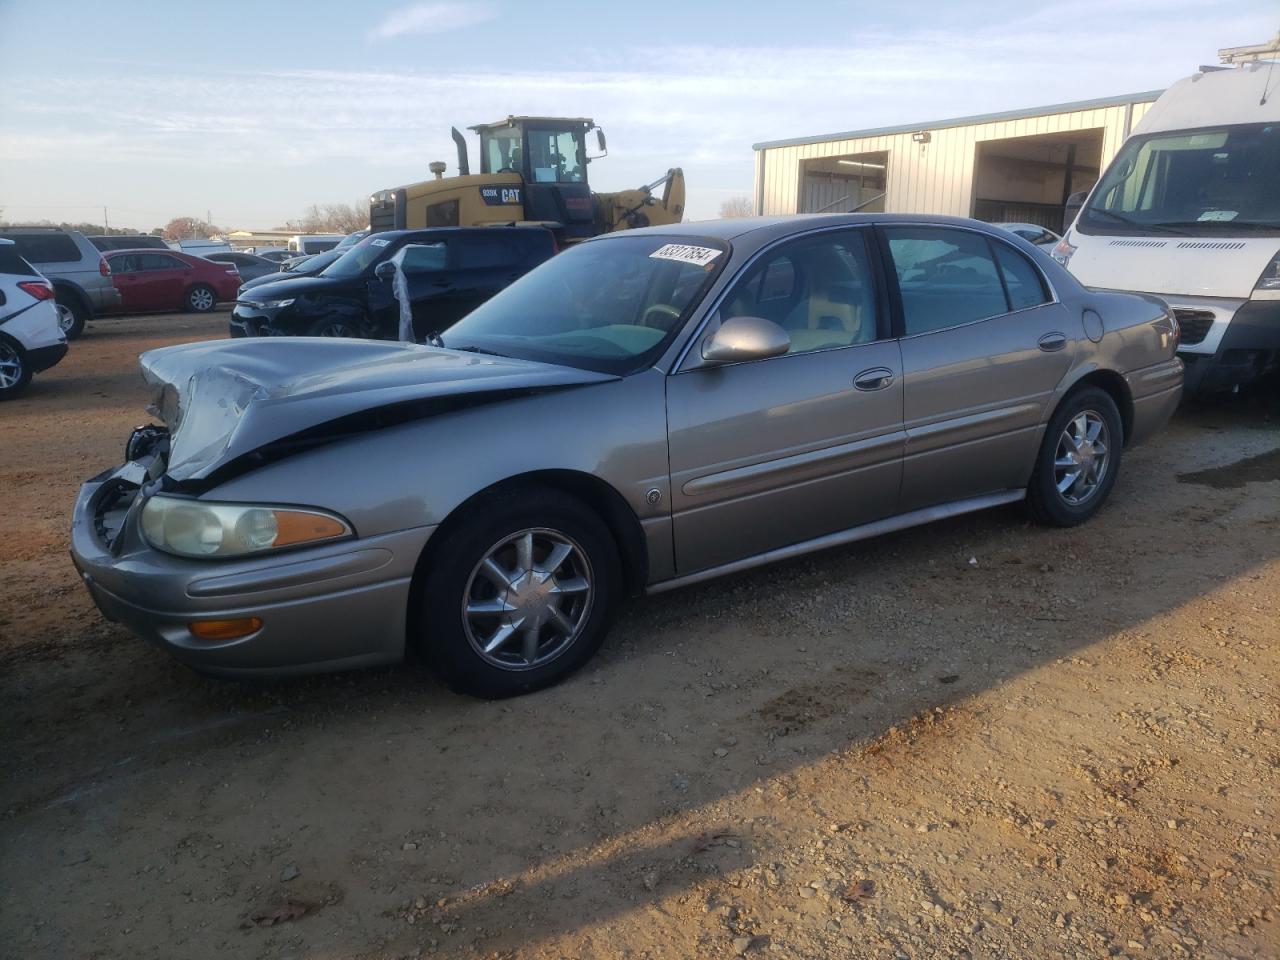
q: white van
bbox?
[287,234,344,255]
[1054,63,1280,395]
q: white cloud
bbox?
[367,2,495,42]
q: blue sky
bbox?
[0,0,1275,230]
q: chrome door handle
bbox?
[1038,332,1068,352]
[853,367,895,391]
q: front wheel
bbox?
[418,488,621,698]
[306,316,363,338]
[0,340,32,399]
[185,284,217,312]
[1027,386,1123,526]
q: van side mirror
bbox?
[374,261,397,281]
[700,316,790,365]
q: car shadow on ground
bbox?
[2,393,1279,957]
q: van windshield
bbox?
[1079,123,1280,237]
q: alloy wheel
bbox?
[1053,410,1110,505]
[0,342,25,389]
[190,288,215,311]
[56,304,76,333]
[461,528,594,671]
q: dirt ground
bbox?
[2,313,1278,960]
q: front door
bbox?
[881,225,1076,511]
[666,228,906,574]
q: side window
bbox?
[720,230,879,355]
[111,254,138,273]
[991,242,1050,311]
[885,227,1008,335]
[400,242,447,274]
[456,235,517,270]
[140,253,184,271]
[11,234,80,263]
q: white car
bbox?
[0,238,68,399]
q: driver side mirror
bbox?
[700,316,790,365]
[374,261,397,281]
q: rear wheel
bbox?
[418,488,621,698]
[1027,386,1123,526]
[55,297,86,339]
[0,340,32,399]
[185,284,217,312]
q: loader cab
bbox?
[472,117,600,240]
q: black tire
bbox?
[306,316,362,338]
[0,338,32,400]
[185,284,217,313]
[55,296,86,339]
[1027,386,1123,527]
[418,487,622,698]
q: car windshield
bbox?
[1079,123,1280,236]
[318,237,388,279]
[443,235,728,375]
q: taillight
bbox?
[99,257,111,276]
[17,280,54,301]
[1168,309,1180,349]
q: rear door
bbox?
[881,225,1075,511]
[137,253,191,310]
[666,227,905,574]
[108,254,148,311]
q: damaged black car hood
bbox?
[141,338,619,481]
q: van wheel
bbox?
[55,298,86,339]
[185,284,217,312]
[0,340,32,399]
[1027,386,1123,526]
[418,487,621,698]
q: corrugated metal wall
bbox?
[755,99,1156,216]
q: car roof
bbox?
[610,213,1025,246]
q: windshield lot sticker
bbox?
[370,238,390,246]
[649,244,722,266]
[1197,210,1238,222]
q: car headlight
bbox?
[1050,236,1077,267]
[1255,251,1280,292]
[140,495,352,559]
[263,298,295,308]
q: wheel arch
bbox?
[1053,367,1134,446]
[50,279,91,316]
[405,469,649,651]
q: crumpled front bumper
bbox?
[69,464,436,678]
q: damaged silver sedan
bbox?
[71,215,1183,697]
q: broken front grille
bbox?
[1173,309,1215,346]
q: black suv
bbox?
[229,227,556,340]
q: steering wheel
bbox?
[640,303,681,328]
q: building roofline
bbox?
[752,90,1165,151]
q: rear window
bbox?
[455,234,519,269]
[8,233,80,264]
[0,246,38,276]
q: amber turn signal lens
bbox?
[272,511,349,548]
[188,617,263,641]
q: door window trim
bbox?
[671,224,892,373]
[874,222,1061,341]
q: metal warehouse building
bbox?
[752,91,1161,231]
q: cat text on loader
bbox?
[369,117,685,243]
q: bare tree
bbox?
[296,201,369,234]
[162,216,221,240]
[718,196,754,219]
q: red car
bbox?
[104,249,240,314]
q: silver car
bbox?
[70,215,1183,697]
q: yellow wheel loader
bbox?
[369,117,685,243]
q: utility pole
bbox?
[103,206,110,233]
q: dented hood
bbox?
[140,338,618,481]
